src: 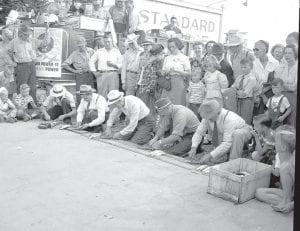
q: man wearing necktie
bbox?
[188,99,253,164]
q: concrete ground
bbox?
[0,122,293,231]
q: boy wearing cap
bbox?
[188,99,252,164]
[76,85,109,132]
[149,98,200,156]
[104,90,155,145]
[62,37,95,105]
[40,85,76,123]
[12,84,38,121]
[0,87,17,123]
[121,33,143,95]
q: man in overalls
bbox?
[188,99,253,164]
[76,85,109,132]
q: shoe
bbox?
[38,122,51,129]
[6,117,17,123]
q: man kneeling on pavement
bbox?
[103,90,155,145]
[40,85,76,123]
[149,98,200,156]
[188,99,253,164]
[76,85,109,132]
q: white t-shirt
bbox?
[266,95,290,113]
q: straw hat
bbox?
[141,37,154,46]
[107,90,124,105]
[77,85,96,95]
[50,85,66,98]
[125,33,140,46]
[224,34,243,47]
[154,98,172,110]
[199,99,222,120]
[76,37,87,46]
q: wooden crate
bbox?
[207,158,272,204]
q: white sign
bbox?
[135,0,222,41]
[34,28,63,78]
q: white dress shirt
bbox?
[77,93,109,127]
[107,95,150,135]
[252,57,279,83]
[89,47,122,72]
[192,108,249,159]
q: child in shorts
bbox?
[0,87,17,123]
[12,84,38,121]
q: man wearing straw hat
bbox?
[40,84,76,123]
[149,98,199,156]
[89,34,123,97]
[9,24,37,101]
[62,37,95,105]
[76,85,109,132]
[121,33,143,95]
[188,99,253,164]
[224,30,254,80]
[104,89,155,145]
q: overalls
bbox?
[268,96,285,130]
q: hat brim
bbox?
[108,92,124,105]
[224,42,243,47]
[125,35,140,46]
[77,89,96,95]
[50,89,65,98]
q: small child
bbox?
[12,84,38,121]
[255,125,295,214]
[188,70,205,120]
[0,87,17,123]
[265,78,291,130]
[251,115,276,165]
[232,58,257,125]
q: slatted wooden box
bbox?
[207,158,272,203]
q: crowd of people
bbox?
[0,12,298,214]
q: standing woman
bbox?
[271,44,285,64]
[0,29,15,95]
[161,38,191,106]
[275,44,298,127]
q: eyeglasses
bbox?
[253,48,260,52]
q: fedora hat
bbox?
[150,44,164,56]
[18,24,33,35]
[199,99,222,120]
[125,33,140,45]
[107,90,124,105]
[141,37,154,46]
[50,85,66,98]
[77,85,96,95]
[20,83,30,91]
[154,98,172,110]
[95,32,105,40]
[212,43,224,55]
[76,36,87,46]
[224,34,243,47]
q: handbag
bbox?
[157,71,171,91]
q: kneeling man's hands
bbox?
[151,141,161,150]
[199,153,212,165]
[80,124,89,130]
[113,132,122,140]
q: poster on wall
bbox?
[34,27,63,78]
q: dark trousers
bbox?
[82,110,109,133]
[188,103,201,121]
[163,133,195,156]
[46,98,72,122]
[15,61,36,101]
[75,72,94,105]
[120,114,155,145]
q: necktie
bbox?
[212,121,219,147]
[238,75,245,90]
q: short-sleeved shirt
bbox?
[160,105,199,137]
[14,94,34,108]
[188,81,205,104]
[266,95,290,113]
[62,48,94,72]
[162,53,191,73]
[43,90,76,108]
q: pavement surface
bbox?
[0,122,293,231]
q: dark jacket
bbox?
[219,58,234,87]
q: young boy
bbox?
[255,125,295,213]
[265,78,291,129]
[232,58,257,125]
[12,84,38,121]
[188,70,205,120]
[0,87,17,123]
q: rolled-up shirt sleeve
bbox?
[106,108,121,128]
[89,99,107,127]
[89,52,99,72]
[76,100,85,123]
[210,121,235,159]
[191,119,209,148]
[42,95,53,108]
[120,104,140,135]
[116,51,123,69]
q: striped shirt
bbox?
[14,94,34,108]
[188,81,205,104]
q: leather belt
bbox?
[99,70,118,73]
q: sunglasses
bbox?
[253,48,260,52]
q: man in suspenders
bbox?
[189,99,253,164]
[76,85,109,132]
